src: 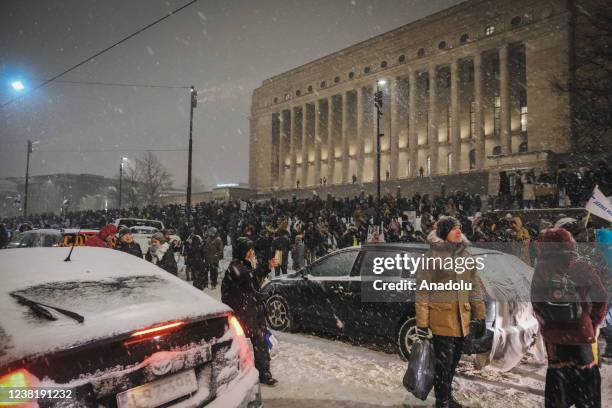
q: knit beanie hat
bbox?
[436,216,460,241]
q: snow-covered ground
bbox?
[198,251,612,408]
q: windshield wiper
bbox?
[11,293,85,323]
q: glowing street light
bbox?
[11,80,25,92]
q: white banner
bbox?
[585,185,612,223]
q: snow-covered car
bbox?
[5,229,62,248]
[263,243,540,370]
[0,248,261,407]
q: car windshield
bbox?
[7,232,38,248]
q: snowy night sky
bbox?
[0,0,461,190]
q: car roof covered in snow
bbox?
[17,229,62,235]
[0,247,230,367]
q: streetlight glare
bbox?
[11,80,25,91]
[377,79,386,86]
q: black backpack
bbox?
[540,274,583,322]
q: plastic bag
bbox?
[265,329,279,358]
[403,340,435,401]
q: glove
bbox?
[416,327,430,341]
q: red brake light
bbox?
[131,321,184,337]
[0,369,29,388]
[229,315,245,337]
[0,369,39,407]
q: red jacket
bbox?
[532,257,607,345]
[86,224,118,248]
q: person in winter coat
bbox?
[531,228,608,408]
[145,232,178,275]
[202,227,224,289]
[416,216,486,408]
[86,224,118,248]
[186,235,206,289]
[509,216,531,266]
[291,234,305,270]
[271,229,291,276]
[115,227,143,258]
[221,237,278,386]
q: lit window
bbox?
[494,96,501,136]
[521,106,528,132]
[447,153,452,173]
[426,156,431,175]
[485,25,495,36]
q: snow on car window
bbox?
[11,276,165,315]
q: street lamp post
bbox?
[186,85,197,214]
[23,140,33,218]
[374,80,386,224]
[119,157,128,209]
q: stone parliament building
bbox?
[248,0,602,200]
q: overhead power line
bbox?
[1,0,200,109]
[38,79,190,90]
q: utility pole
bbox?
[23,140,32,218]
[119,161,123,209]
[186,85,197,213]
[374,81,385,224]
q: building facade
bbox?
[249,0,578,197]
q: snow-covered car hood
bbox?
[0,247,230,366]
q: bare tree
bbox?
[135,152,174,206]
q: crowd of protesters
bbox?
[1,183,611,404]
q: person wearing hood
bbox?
[86,224,118,248]
[145,232,178,275]
[185,234,206,290]
[531,228,608,408]
[415,216,486,408]
[221,237,278,386]
[202,227,224,289]
[115,227,143,258]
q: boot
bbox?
[259,372,278,387]
[449,395,467,408]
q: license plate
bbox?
[116,369,198,408]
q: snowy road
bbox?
[199,259,611,407]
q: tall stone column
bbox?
[428,64,438,176]
[372,82,378,181]
[290,107,297,188]
[499,44,511,155]
[341,93,350,184]
[356,86,365,182]
[278,110,286,189]
[450,60,460,174]
[389,77,399,179]
[327,97,335,184]
[408,70,417,178]
[473,53,485,169]
[301,105,308,186]
[314,100,322,185]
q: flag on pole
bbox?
[585,185,612,223]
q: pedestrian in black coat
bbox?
[186,235,206,289]
[115,228,143,258]
[221,237,278,386]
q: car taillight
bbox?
[228,315,253,371]
[0,369,39,407]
